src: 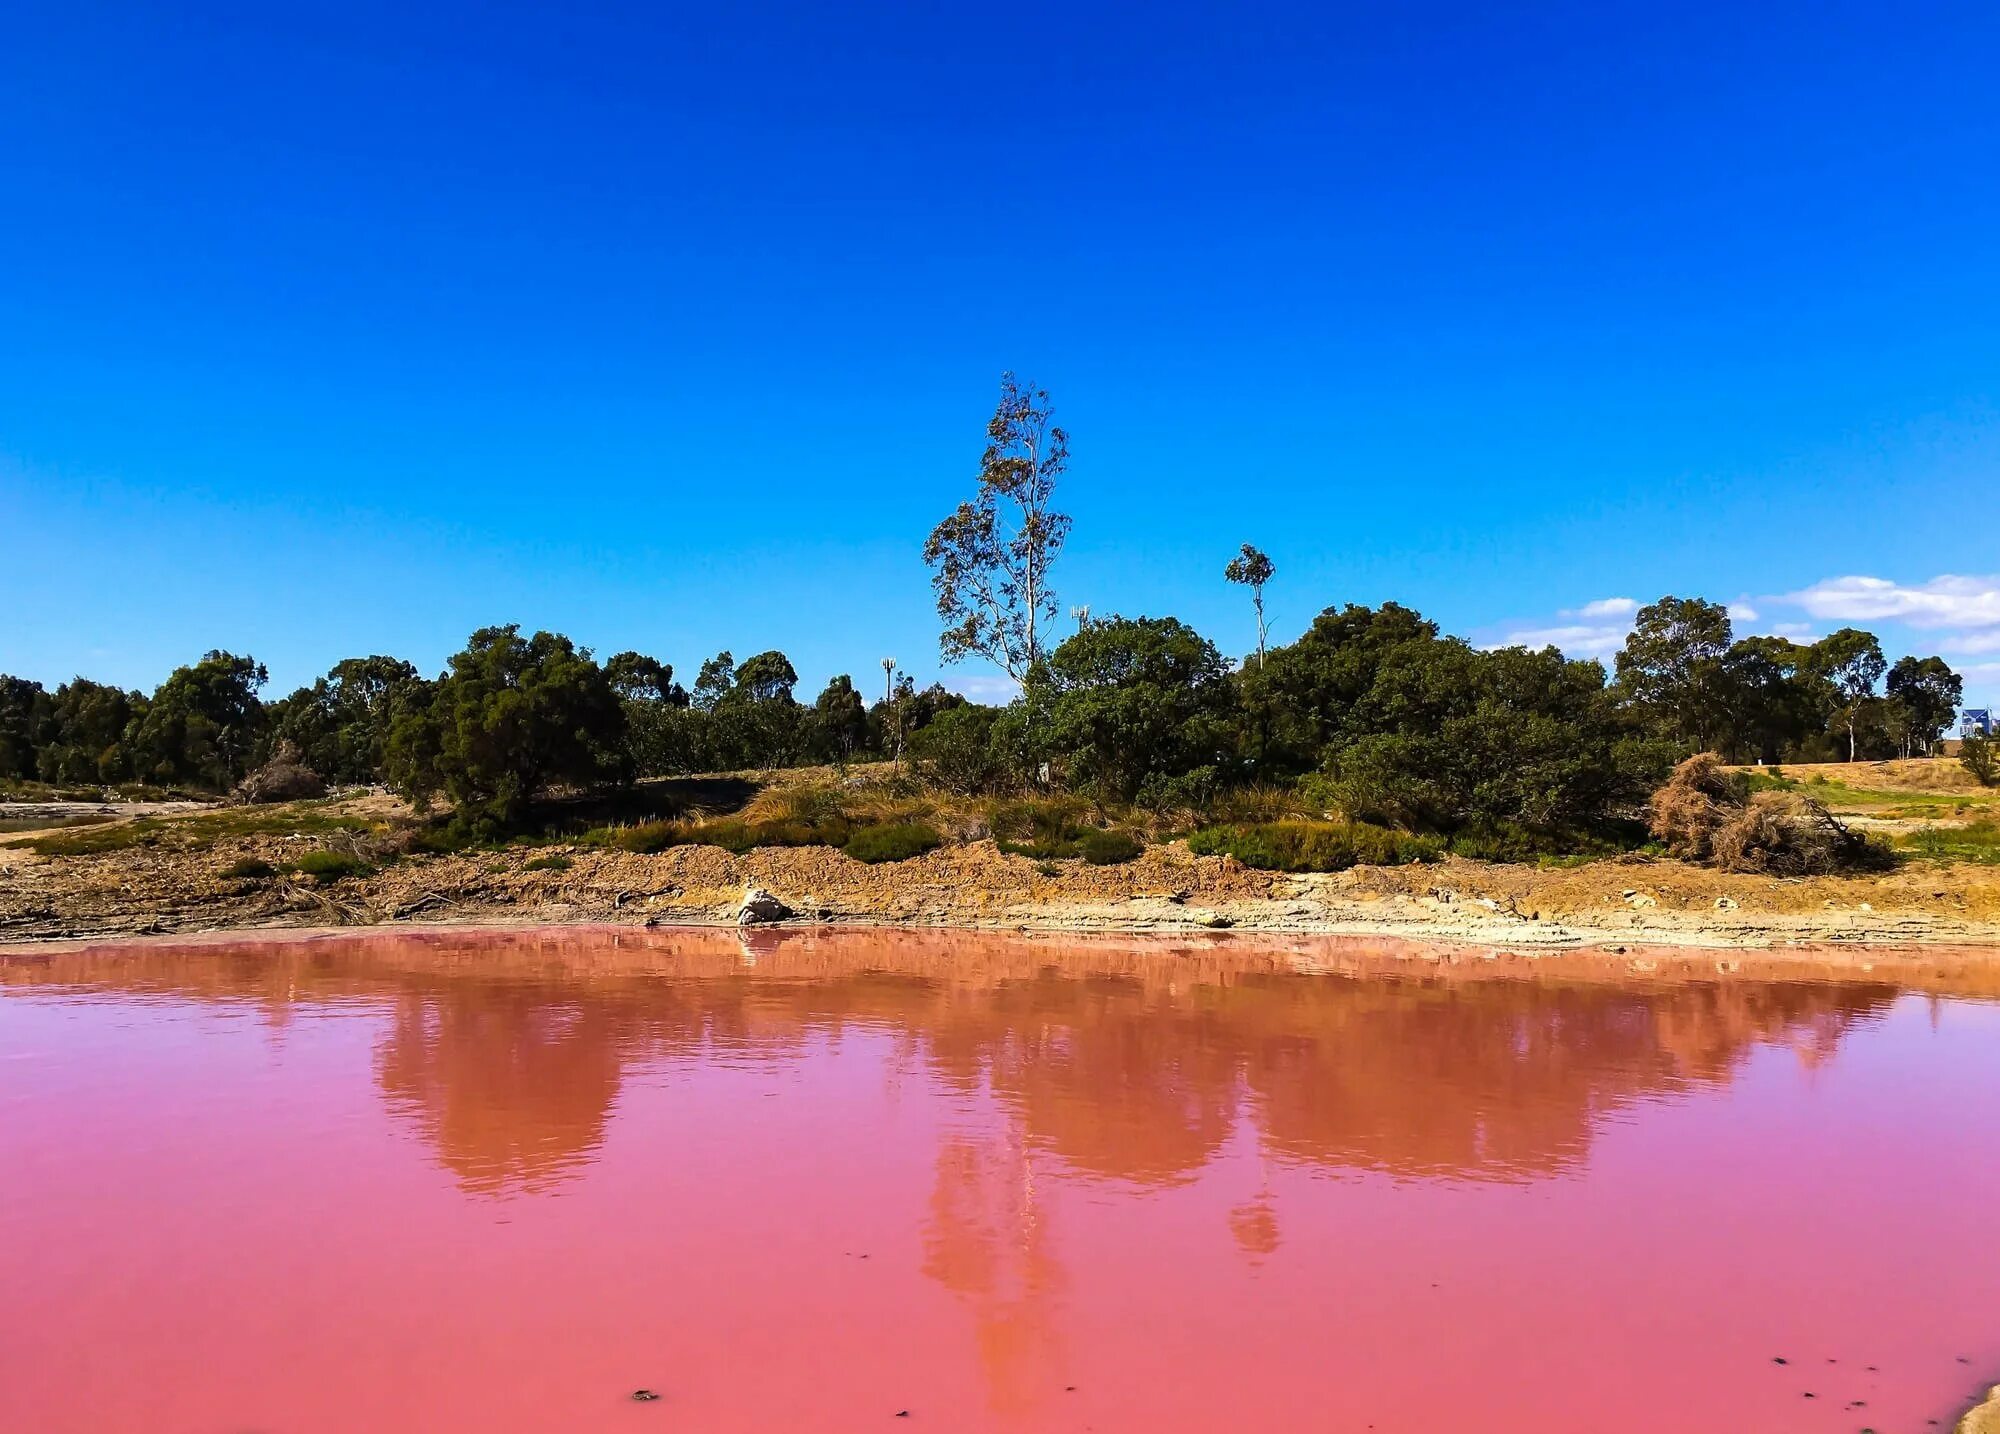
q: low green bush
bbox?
[587,814,861,855]
[291,850,369,883]
[843,821,942,863]
[1186,820,1440,872]
[1076,828,1143,865]
[223,855,275,879]
[523,854,573,872]
[692,818,851,853]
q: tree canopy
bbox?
[385,626,626,832]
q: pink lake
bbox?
[2,927,1996,1433]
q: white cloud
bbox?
[947,673,1021,702]
[1727,602,1759,622]
[1490,623,1630,659]
[1569,597,1638,620]
[1781,574,2000,630]
[1488,596,1639,659]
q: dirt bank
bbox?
[2,802,1997,956]
[1963,1388,2000,1434]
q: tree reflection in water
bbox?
[1,926,1916,1414]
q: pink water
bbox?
[2,929,1996,1433]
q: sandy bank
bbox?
[1962,1388,2000,1434]
[3,805,1997,957]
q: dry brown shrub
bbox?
[235,741,327,804]
[1649,752,1889,875]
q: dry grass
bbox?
[1738,757,1988,795]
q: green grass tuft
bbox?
[1896,820,2000,865]
[842,822,942,864]
[1187,820,1441,872]
[289,850,370,883]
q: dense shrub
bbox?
[843,822,942,863]
[1076,828,1143,865]
[909,704,1007,795]
[1444,820,1635,863]
[1965,732,1997,787]
[1135,765,1221,815]
[1038,617,1236,801]
[987,796,1095,857]
[1187,820,1440,872]
[222,855,275,879]
[523,854,573,872]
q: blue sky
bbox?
[3,1,1997,707]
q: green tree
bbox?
[385,626,626,832]
[694,650,804,769]
[0,676,53,781]
[1322,640,1650,840]
[1238,602,1440,775]
[1039,616,1234,801]
[605,651,691,777]
[691,652,736,711]
[1720,636,1815,764]
[270,656,424,784]
[1806,628,1887,762]
[1224,543,1277,667]
[1613,597,1734,752]
[40,679,143,784]
[604,651,684,705]
[923,374,1072,682]
[808,675,870,763]
[1884,655,1962,757]
[732,651,799,704]
[128,651,269,788]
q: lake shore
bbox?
[4,784,1997,958]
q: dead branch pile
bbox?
[234,741,328,804]
[1649,753,1891,876]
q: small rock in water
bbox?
[631,1389,660,1402]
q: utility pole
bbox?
[881,658,900,767]
[1070,604,1090,634]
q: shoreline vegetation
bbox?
[1,757,1996,957]
[3,378,1994,951]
